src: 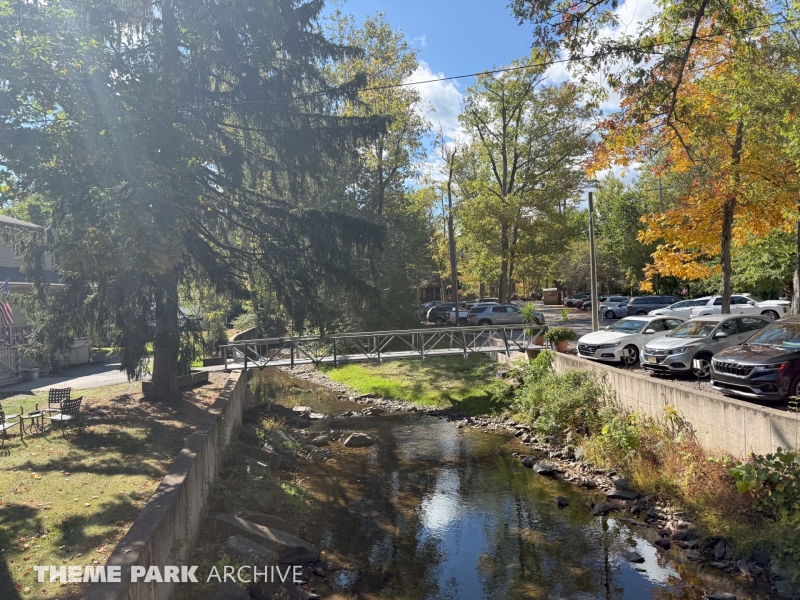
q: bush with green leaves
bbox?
[203,310,229,356]
[232,312,259,333]
[597,409,642,453]
[513,351,610,440]
[728,448,800,517]
[728,448,800,581]
[543,326,576,344]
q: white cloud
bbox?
[544,0,657,112]
[405,61,464,138]
[412,34,427,48]
[594,161,642,182]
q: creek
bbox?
[249,368,767,600]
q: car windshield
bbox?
[606,320,646,334]
[745,322,800,349]
[670,321,717,338]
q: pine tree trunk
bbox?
[150,269,180,402]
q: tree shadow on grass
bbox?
[0,495,140,600]
[0,392,220,599]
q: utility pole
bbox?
[645,176,671,211]
[589,191,599,332]
[446,150,459,326]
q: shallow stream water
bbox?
[250,368,766,600]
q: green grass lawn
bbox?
[322,355,505,415]
[0,376,230,600]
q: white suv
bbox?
[688,295,788,321]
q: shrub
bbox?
[513,351,610,440]
[203,310,229,356]
[596,409,643,453]
[232,312,258,333]
[728,448,800,580]
[543,326,575,343]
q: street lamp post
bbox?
[588,190,599,332]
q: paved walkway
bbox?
[0,361,148,397]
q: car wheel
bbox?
[762,309,780,321]
[691,353,712,378]
[788,375,800,400]
[621,345,639,367]
[635,310,647,315]
[434,317,445,326]
[478,319,492,326]
[458,318,468,326]
[604,310,616,319]
[566,301,574,307]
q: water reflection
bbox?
[249,368,763,600]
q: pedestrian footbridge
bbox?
[218,324,546,370]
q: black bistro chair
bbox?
[43,388,72,415]
[45,397,83,436]
[0,408,21,448]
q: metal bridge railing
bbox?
[218,323,547,370]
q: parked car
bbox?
[467,304,543,326]
[445,307,470,325]
[743,295,790,321]
[648,297,713,318]
[574,296,596,309]
[711,316,800,401]
[577,316,684,366]
[640,314,770,378]
[426,303,466,326]
[624,295,682,315]
[598,296,631,319]
[564,294,590,308]
[687,295,788,320]
[580,295,609,311]
[419,301,442,318]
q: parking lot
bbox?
[534,302,794,411]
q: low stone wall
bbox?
[551,353,800,457]
[83,371,248,600]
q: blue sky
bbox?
[326,0,656,180]
[331,1,536,78]
[326,1,540,136]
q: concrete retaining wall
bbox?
[551,353,800,457]
[83,371,247,600]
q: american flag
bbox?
[0,280,13,327]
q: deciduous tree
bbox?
[458,53,599,302]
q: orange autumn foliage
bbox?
[589,34,797,290]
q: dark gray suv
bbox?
[626,295,682,315]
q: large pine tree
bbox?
[0,0,386,400]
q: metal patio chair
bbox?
[45,397,83,436]
[0,408,21,448]
[42,388,72,415]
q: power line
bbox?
[71,16,800,119]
